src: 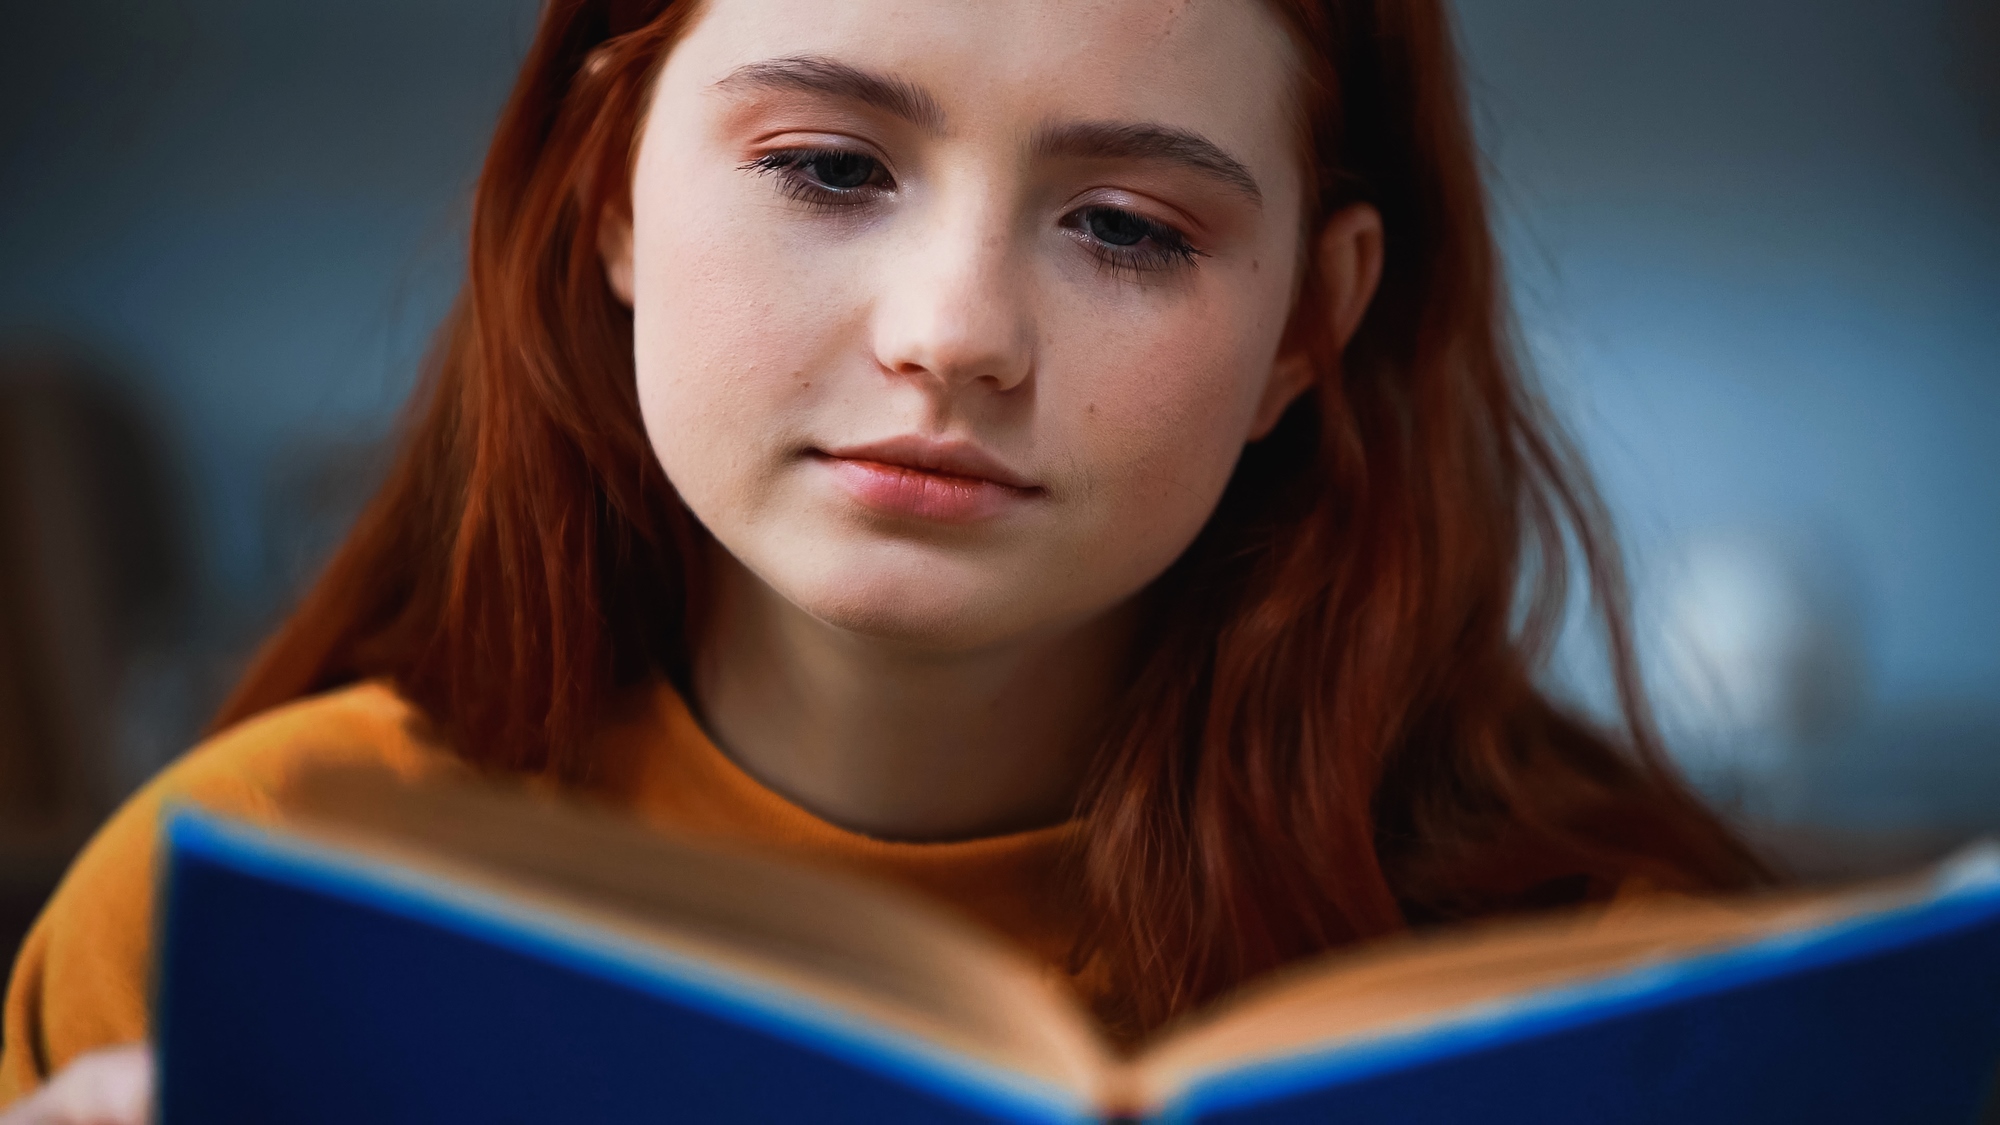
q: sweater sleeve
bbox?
[0,683,460,1107]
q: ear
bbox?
[598,208,636,307]
[1248,202,1385,439]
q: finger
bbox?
[0,1043,152,1125]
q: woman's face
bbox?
[609,0,1315,650]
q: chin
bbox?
[780,556,1040,652]
[805,582,1008,650]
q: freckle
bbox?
[1251,259,1261,273]
[1087,402,1097,415]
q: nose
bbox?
[869,202,1035,396]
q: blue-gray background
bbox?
[2,0,1995,839]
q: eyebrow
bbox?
[1032,121,1263,206]
[710,55,946,133]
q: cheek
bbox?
[1045,292,1280,556]
[628,187,848,514]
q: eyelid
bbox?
[746,141,891,175]
[1063,189,1208,257]
[1064,185,1213,244]
[715,81,940,150]
[744,128,895,167]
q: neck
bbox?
[691,554,1137,842]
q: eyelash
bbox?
[743,146,1206,279]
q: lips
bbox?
[811,436,1043,524]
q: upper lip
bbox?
[816,435,1042,491]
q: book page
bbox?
[272,764,1114,1101]
[1129,880,1916,1107]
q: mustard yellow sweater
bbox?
[0,681,1083,1103]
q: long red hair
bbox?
[214,0,1765,1037]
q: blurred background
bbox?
[0,0,1994,968]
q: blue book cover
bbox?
[153,768,2000,1123]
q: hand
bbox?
[0,1044,151,1125]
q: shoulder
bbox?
[58,678,468,926]
[0,681,462,1099]
[146,679,468,819]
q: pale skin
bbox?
[2,0,1379,1114]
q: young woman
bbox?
[0,0,1765,1114]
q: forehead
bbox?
[668,0,1303,185]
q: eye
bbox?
[745,147,894,209]
[1084,209,1150,247]
[1062,205,1203,277]
[806,151,878,190]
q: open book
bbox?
[154,765,2000,1123]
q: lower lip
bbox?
[815,455,1038,524]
